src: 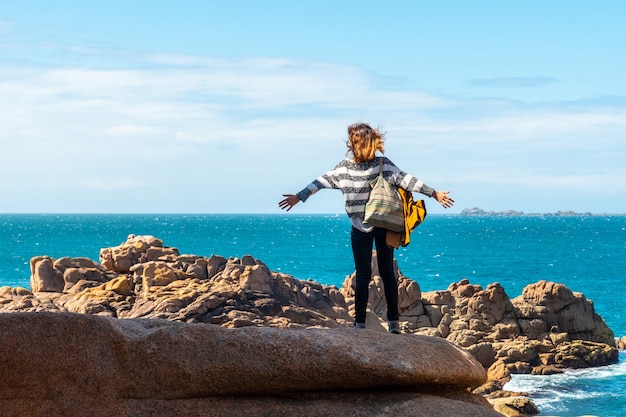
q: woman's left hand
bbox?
[434,191,455,208]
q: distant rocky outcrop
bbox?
[460,207,592,217]
[0,234,620,417]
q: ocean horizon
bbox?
[1,213,624,416]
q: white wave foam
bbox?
[503,352,626,415]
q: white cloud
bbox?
[0,45,625,213]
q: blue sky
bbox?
[1,1,625,214]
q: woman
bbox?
[279,123,454,333]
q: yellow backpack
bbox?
[386,188,427,248]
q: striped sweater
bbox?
[296,156,435,221]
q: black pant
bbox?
[351,227,399,324]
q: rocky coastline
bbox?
[0,234,620,417]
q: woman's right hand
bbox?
[279,194,300,211]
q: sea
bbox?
[1,213,625,416]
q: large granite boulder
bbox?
[0,312,498,417]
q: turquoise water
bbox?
[1,213,625,416]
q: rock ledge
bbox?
[0,312,499,417]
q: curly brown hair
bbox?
[346,122,385,163]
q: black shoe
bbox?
[388,321,401,334]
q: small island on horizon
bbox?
[460,207,594,217]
